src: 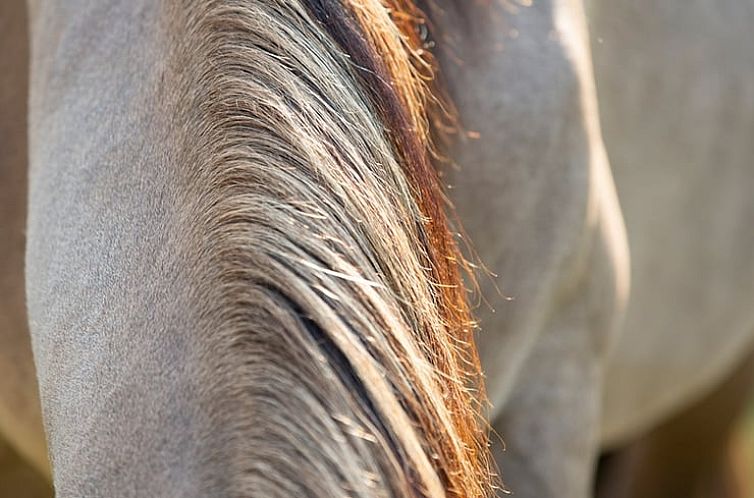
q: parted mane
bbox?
[168,0,493,496]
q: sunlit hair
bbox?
[167,0,494,495]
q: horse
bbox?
[2,0,754,497]
[428,1,754,496]
[4,0,495,495]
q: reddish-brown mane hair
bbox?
[309,1,493,496]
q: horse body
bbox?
[433,1,754,495]
[25,3,216,494]
[1,0,753,497]
[426,1,628,496]
[440,1,754,495]
[591,0,754,446]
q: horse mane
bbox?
[168,0,493,495]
